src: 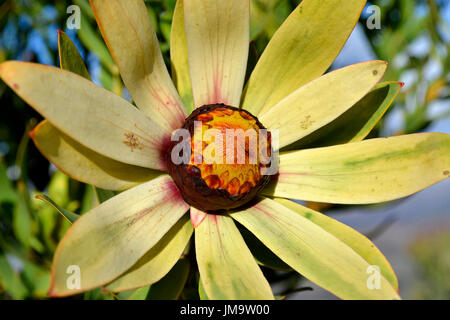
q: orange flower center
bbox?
[166,104,274,212]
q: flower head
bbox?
[167,103,273,211]
[0,0,449,300]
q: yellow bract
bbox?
[171,0,194,113]
[183,0,249,108]
[260,60,387,149]
[243,0,367,115]
[265,133,450,204]
[0,61,168,171]
[195,214,274,300]
[91,0,188,131]
[49,175,189,297]
[275,198,398,290]
[231,197,400,300]
[106,214,193,292]
[287,81,403,149]
[32,120,160,191]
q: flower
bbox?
[0,0,449,300]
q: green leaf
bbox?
[0,254,28,299]
[74,0,95,19]
[58,30,91,79]
[237,223,291,271]
[146,259,190,300]
[0,161,17,203]
[35,194,79,223]
[33,171,73,251]
[147,6,159,33]
[13,183,32,248]
[198,277,209,300]
[250,0,283,40]
[160,18,172,43]
[127,286,150,300]
[29,237,45,254]
[77,12,118,75]
[22,260,51,298]
[94,187,116,204]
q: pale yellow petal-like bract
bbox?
[264,133,450,204]
[91,0,187,131]
[243,0,367,115]
[259,61,387,149]
[183,0,250,108]
[231,197,400,300]
[195,214,274,300]
[49,175,189,297]
[0,61,168,171]
[32,120,160,191]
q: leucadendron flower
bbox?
[1,0,449,300]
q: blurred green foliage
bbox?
[361,0,450,135]
[410,230,450,299]
[0,0,449,299]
